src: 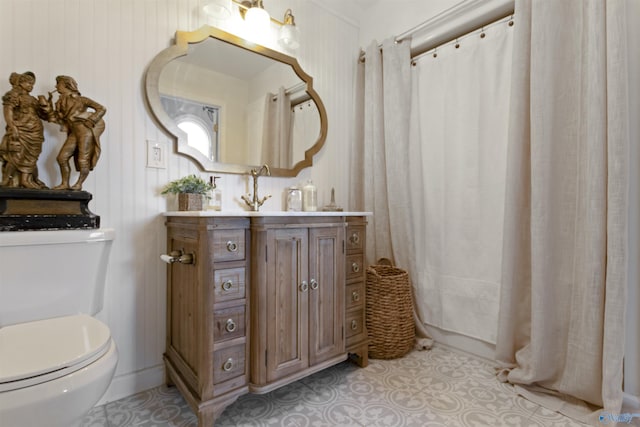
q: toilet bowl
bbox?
[0,315,118,427]
[0,228,117,427]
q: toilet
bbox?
[0,228,118,427]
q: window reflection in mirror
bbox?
[161,95,220,161]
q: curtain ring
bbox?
[509,15,514,26]
[455,39,460,49]
[480,27,486,38]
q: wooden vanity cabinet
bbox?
[164,216,250,426]
[164,213,368,425]
[249,216,346,393]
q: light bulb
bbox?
[279,24,300,50]
[245,6,270,34]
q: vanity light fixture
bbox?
[228,0,300,50]
[278,9,300,50]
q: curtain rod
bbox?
[359,0,514,62]
[271,82,310,105]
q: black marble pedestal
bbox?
[0,188,100,231]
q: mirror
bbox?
[145,26,328,177]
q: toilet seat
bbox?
[0,314,112,392]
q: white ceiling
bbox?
[317,0,375,25]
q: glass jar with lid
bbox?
[286,186,302,211]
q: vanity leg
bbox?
[348,344,369,367]
[197,410,215,427]
[196,394,243,427]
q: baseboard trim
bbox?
[97,364,165,406]
[424,324,496,361]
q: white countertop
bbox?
[163,210,372,217]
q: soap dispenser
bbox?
[207,176,222,211]
[302,179,317,212]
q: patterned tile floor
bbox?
[82,344,587,426]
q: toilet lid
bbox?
[0,314,112,390]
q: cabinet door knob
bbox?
[351,262,360,273]
[310,279,319,290]
[300,281,309,292]
[225,319,237,332]
[352,291,360,302]
[221,280,234,291]
[351,319,358,330]
[222,358,234,372]
[226,241,238,252]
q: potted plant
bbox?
[161,174,213,211]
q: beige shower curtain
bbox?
[496,0,629,423]
[357,15,516,345]
[261,86,292,168]
[360,38,415,266]
[357,38,436,339]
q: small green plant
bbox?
[161,174,213,195]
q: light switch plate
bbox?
[147,140,167,169]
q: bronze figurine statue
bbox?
[0,71,48,189]
[0,73,106,191]
[44,75,107,191]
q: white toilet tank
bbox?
[0,228,114,327]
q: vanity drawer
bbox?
[346,254,364,281]
[212,229,246,262]
[345,282,365,310]
[213,267,246,302]
[345,309,365,339]
[212,306,246,344]
[212,344,246,384]
[346,225,365,252]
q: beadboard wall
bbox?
[0,0,359,402]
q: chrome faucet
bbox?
[241,164,271,211]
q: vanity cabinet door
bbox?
[166,238,201,373]
[265,228,309,382]
[308,226,345,366]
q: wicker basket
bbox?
[366,263,415,359]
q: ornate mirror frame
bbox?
[145,25,328,177]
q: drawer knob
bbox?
[352,291,360,302]
[300,281,308,292]
[310,279,319,290]
[351,262,360,273]
[225,319,237,332]
[226,241,238,252]
[349,233,360,245]
[351,319,358,331]
[222,358,234,372]
[221,280,234,291]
